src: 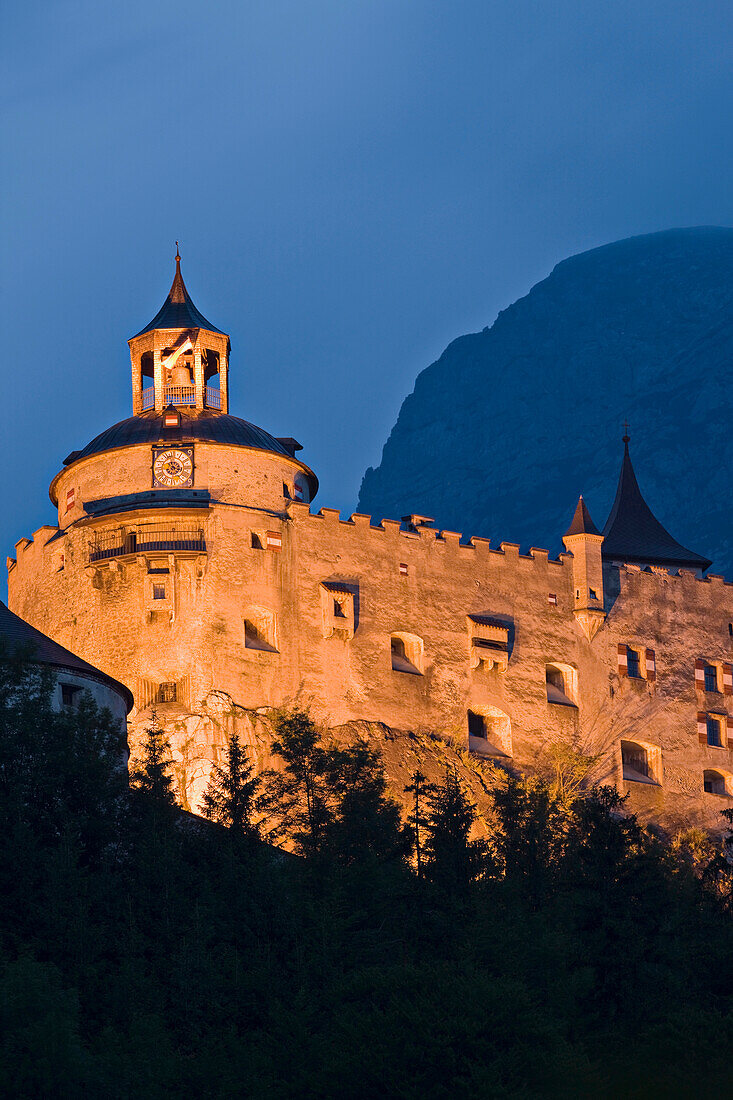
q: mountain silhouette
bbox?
[358,227,733,576]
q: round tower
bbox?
[8,252,317,808]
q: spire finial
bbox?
[175,241,181,264]
[622,420,630,445]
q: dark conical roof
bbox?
[0,601,134,711]
[132,251,224,337]
[564,495,601,538]
[602,437,711,571]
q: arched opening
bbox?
[467,706,512,757]
[244,607,278,652]
[141,351,154,410]
[703,770,730,796]
[391,633,423,675]
[203,349,221,409]
[546,663,577,707]
[621,739,660,785]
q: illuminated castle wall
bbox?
[8,258,733,828]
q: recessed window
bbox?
[152,583,166,600]
[61,683,80,707]
[589,588,599,601]
[546,664,577,707]
[703,770,729,796]
[251,532,264,549]
[156,682,177,703]
[626,647,641,678]
[467,707,512,757]
[706,716,723,747]
[390,633,423,675]
[621,740,659,784]
[704,664,719,693]
[244,607,278,652]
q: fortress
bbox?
[7,255,733,830]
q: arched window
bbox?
[390,633,423,675]
[467,706,512,757]
[244,607,278,652]
[703,770,729,796]
[546,663,577,707]
[621,739,661,785]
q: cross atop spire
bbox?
[623,420,630,444]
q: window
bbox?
[244,607,278,651]
[61,683,80,707]
[467,706,512,757]
[703,770,729,796]
[152,583,166,600]
[390,632,423,674]
[156,682,177,703]
[546,664,577,707]
[626,647,641,678]
[548,593,558,606]
[251,532,264,549]
[706,716,723,747]
[704,664,719,693]
[399,562,408,576]
[621,740,655,783]
[320,583,356,639]
[468,615,510,672]
[589,588,599,601]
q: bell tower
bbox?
[128,246,230,416]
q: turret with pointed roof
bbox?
[128,247,230,416]
[562,495,605,640]
[602,434,711,573]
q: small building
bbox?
[0,600,133,726]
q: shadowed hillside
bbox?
[359,228,733,575]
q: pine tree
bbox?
[404,768,430,877]
[423,767,487,891]
[201,733,260,841]
[129,719,177,812]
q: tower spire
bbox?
[602,435,711,573]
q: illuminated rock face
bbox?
[7,258,733,830]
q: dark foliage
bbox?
[0,668,731,1099]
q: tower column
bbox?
[153,348,164,412]
[194,346,204,410]
[219,353,229,414]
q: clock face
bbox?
[153,447,194,488]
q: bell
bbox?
[170,361,192,385]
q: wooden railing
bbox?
[89,524,206,563]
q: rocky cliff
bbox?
[358,227,733,576]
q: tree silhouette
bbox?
[404,768,430,876]
[423,767,488,891]
[201,733,261,841]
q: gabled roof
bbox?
[132,251,224,337]
[564,495,601,538]
[0,601,134,711]
[602,437,711,571]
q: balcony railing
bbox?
[89,524,206,563]
[140,385,221,410]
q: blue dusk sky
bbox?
[2,0,732,583]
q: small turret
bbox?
[128,246,230,416]
[563,495,605,641]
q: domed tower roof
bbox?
[132,246,224,337]
[602,434,711,572]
